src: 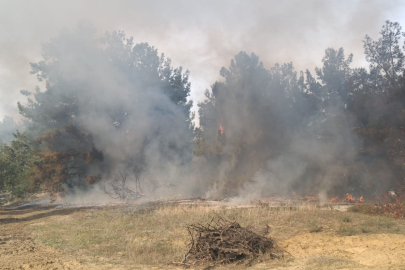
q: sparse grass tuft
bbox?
[360,226,372,233]
[306,256,355,268]
[308,219,322,233]
[337,225,357,236]
[377,217,395,228]
[342,216,351,223]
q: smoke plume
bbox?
[1,1,405,202]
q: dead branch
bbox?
[103,171,144,201]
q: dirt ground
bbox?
[281,233,405,269]
[0,206,87,269]
[1,203,405,269]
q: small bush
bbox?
[308,219,322,233]
[337,226,357,236]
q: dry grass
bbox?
[28,203,405,268]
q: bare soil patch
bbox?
[0,206,91,270]
[282,233,405,268]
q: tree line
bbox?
[2,21,405,199]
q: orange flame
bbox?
[344,193,355,203]
[219,124,224,135]
[57,194,62,201]
[329,193,363,203]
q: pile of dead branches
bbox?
[183,216,278,266]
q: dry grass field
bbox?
[1,201,405,269]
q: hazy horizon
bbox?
[1,0,404,122]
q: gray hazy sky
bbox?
[1,0,404,121]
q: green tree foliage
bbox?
[17,23,194,194]
[0,132,38,197]
[196,20,405,198]
[195,52,300,196]
[315,48,353,109]
[364,21,405,87]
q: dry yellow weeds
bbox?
[282,233,405,268]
